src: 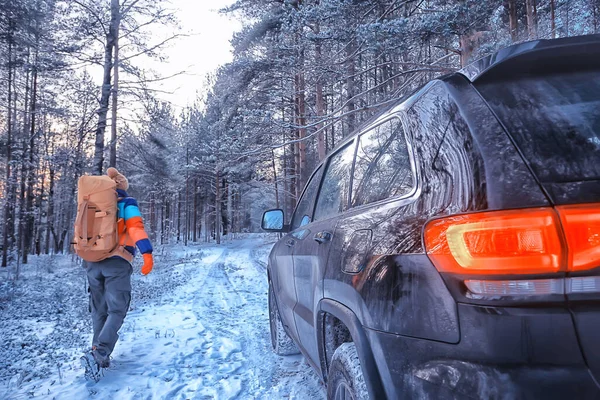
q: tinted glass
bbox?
[291,166,323,230]
[407,83,485,208]
[352,118,413,207]
[314,143,355,221]
[477,70,600,183]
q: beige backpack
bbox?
[73,175,132,263]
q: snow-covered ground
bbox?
[0,238,326,399]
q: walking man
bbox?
[75,167,153,375]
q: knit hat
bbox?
[107,167,129,190]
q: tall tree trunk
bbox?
[593,0,598,33]
[533,0,538,35]
[508,0,518,42]
[315,22,326,161]
[232,191,237,236]
[177,191,181,242]
[193,179,198,242]
[198,197,203,243]
[566,1,570,36]
[16,50,31,262]
[280,96,289,215]
[150,193,156,241]
[165,198,170,244]
[295,69,307,192]
[109,15,120,168]
[459,34,473,67]
[526,0,537,39]
[289,81,298,204]
[17,53,31,262]
[271,149,280,209]
[282,137,289,215]
[315,79,325,160]
[292,131,299,201]
[93,0,120,175]
[215,170,221,245]
[345,39,356,134]
[292,0,306,197]
[36,125,45,254]
[45,159,55,254]
[23,65,38,264]
[551,0,556,38]
[203,198,208,242]
[330,83,336,149]
[160,200,165,245]
[184,147,189,245]
[227,181,233,238]
[2,25,14,267]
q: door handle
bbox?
[314,231,332,244]
[286,239,295,247]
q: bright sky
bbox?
[148,0,241,111]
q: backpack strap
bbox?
[76,197,90,245]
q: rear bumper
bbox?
[366,303,600,399]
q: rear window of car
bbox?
[476,70,600,183]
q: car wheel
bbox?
[268,282,300,355]
[327,342,369,400]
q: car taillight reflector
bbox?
[567,276,600,293]
[465,278,564,297]
[557,204,600,272]
[424,208,564,275]
[463,276,600,299]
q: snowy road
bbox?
[0,238,326,399]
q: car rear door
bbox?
[292,141,356,366]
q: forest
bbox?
[1,0,599,267]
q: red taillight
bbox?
[424,208,564,275]
[557,204,600,272]
[425,205,600,276]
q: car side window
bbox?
[291,166,323,230]
[313,143,355,221]
[351,118,414,207]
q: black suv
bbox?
[262,34,600,399]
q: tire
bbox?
[268,282,300,355]
[327,342,369,400]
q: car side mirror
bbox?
[262,209,286,232]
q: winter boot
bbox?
[92,346,111,368]
[80,351,102,382]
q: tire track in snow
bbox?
[189,241,271,398]
[194,239,325,399]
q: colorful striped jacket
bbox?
[116,189,153,257]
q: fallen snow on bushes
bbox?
[0,237,325,399]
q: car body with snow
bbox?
[262,34,600,399]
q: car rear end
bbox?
[472,52,600,386]
[416,38,600,397]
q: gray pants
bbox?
[86,257,132,359]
